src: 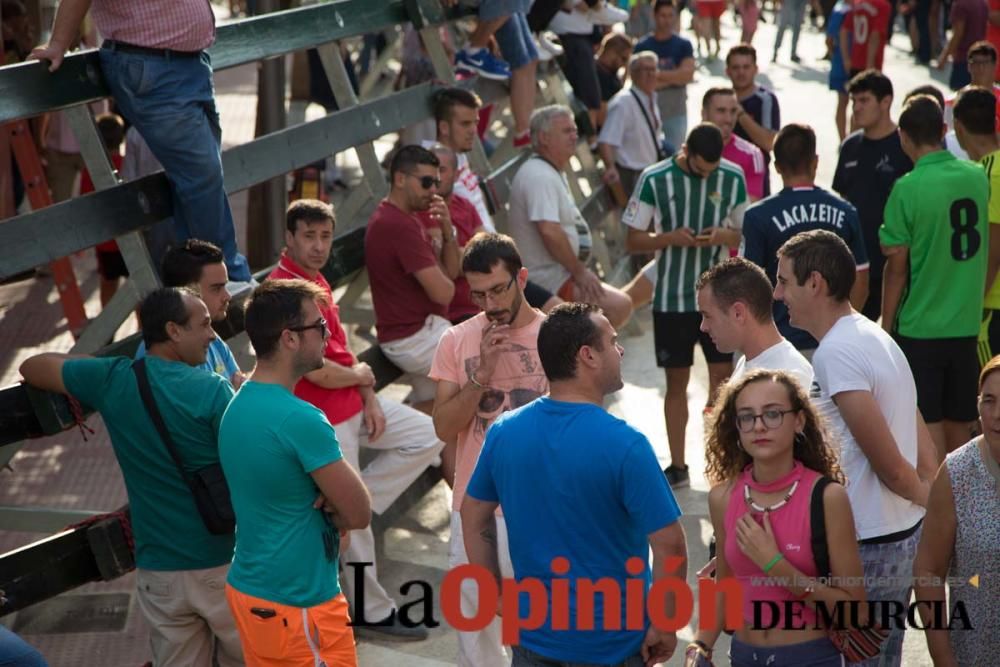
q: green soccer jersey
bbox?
[622,157,748,312]
[982,150,1000,310]
[880,150,989,338]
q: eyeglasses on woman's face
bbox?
[735,408,797,433]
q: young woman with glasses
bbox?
[686,369,867,667]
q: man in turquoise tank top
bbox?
[880,94,989,457]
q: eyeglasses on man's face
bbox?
[469,275,516,303]
[288,317,330,339]
[405,173,441,190]
[735,408,797,433]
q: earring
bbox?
[794,431,806,446]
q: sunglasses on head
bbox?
[406,173,441,190]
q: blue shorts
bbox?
[477,0,533,20]
[829,64,848,92]
[495,11,538,69]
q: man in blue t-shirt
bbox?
[135,239,246,386]
[219,279,371,664]
[463,303,686,666]
[742,124,869,352]
[19,287,242,666]
[635,0,695,152]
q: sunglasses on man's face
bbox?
[406,173,441,190]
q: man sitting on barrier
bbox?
[31,0,253,286]
[136,239,247,388]
[269,199,443,640]
[430,87,563,314]
[220,279,371,667]
[365,145,455,413]
[20,288,243,667]
[507,105,633,328]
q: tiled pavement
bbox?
[0,7,940,666]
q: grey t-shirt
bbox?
[507,157,592,293]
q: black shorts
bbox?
[524,280,555,309]
[557,33,602,111]
[895,334,978,423]
[653,311,732,368]
[96,249,129,280]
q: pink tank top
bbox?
[724,462,820,629]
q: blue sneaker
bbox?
[455,47,511,81]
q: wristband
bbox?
[469,371,487,390]
[762,553,784,573]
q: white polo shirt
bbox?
[598,86,664,172]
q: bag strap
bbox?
[810,475,836,579]
[132,358,190,484]
[629,88,666,161]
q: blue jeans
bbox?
[512,645,645,667]
[850,524,922,667]
[774,0,808,57]
[730,636,844,666]
[0,626,47,667]
[99,46,252,282]
[662,115,688,153]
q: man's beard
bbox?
[486,289,524,325]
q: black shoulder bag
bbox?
[132,359,235,535]
[810,476,888,661]
[629,88,666,162]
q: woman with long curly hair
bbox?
[684,369,867,666]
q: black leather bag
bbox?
[132,359,235,535]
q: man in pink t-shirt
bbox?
[702,87,767,201]
[429,233,548,666]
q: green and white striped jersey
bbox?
[622,157,748,312]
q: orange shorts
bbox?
[226,584,357,667]
[557,278,576,301]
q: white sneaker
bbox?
[589,2,629,26]
[535,31,564,59]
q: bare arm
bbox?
[849,268,870,312]
[937,18,964,66]
[19,353,89,394]
[655,57,695,88]
[915,409,942,481]
[736,109,777,152]
[839,25,852,71]
[310,459,372,530]
[912,461,959,667]
[834,390,930,507]
[598,142,620,184]
[880,246,908,334]
[991,8,1000,26]
[433,379,486,442]
[643,521,687,665]
[461,495,502,589]
[865,30,881,69]
[985,223,1000,297]
[537,221,588,275]
[303,359,371,390]
[28,0,92,71]
[413,264,456,305]
[693,485,733,652]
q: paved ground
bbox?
[0,5,945,666]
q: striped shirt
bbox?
[91,0,215,52]
[623,158,748,312]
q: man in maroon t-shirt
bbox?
[269,199,443,639]
[416,144,486,324]
[365,145,457,412]
[841,0,891,76]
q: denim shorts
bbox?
[730,636,844,667]
[495,11,538,69]
[477,0,533,21]
[512,645,645,667]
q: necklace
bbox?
[744,479,799,513]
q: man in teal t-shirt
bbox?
[880,94,989,454]
[219,279,371,664]
[19,288,242,666]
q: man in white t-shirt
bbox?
[431,87,495,232]
[429,233,548,666]
[695,257,812,391]
[773,229,938,665]
[507,105,633,328]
